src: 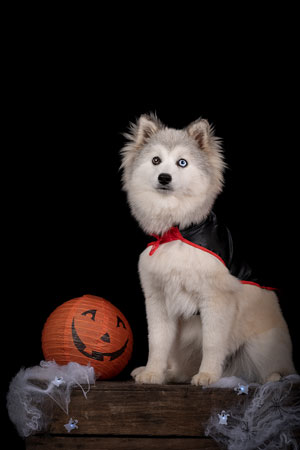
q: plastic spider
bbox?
[267,390,292,419]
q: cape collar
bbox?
[147,214,212,256]
[147,227,182,255]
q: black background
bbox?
[2,8,299,448]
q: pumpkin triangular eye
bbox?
[100,332,110,343]
[117,316,126,329]
[82,309,96,321]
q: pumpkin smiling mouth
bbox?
[71,318,129,361]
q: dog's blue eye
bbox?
[152,156,161,165]
[177,159,188,168]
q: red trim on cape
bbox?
[240,281,277,291]
[147,227,276,291]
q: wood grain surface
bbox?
[26,380,300,449]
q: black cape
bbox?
[148,212,276,291]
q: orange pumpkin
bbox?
[42,295,133,379]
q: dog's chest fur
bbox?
[138,239,231,318]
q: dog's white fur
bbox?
[120,114,296,385]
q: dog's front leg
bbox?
[132,293,177,384]
[192,294,235,386]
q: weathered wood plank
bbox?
[49,381,252,436]
[25,380,300,450]
[26,436,219,449]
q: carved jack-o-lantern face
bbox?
[71,308,129,361]
[42,295,133,379]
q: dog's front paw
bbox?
[132,367,166,384]
[131,366,146,379]
[191,371,220,387]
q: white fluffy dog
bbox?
[120,114,296,386]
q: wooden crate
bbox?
[26,380,300,449]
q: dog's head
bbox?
[120,114,225,235]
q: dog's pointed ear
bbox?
[131,114,162,148]
[186,118,211,149]
[120,114,163,188]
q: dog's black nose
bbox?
[158,173,172,185]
